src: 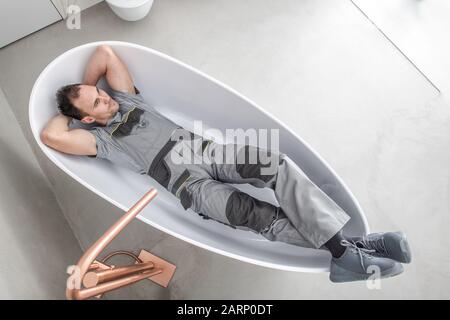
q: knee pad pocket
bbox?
[225,191,278,233]
[236,145,277,182]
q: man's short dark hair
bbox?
[56,83,84,120]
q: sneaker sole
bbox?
[397,232,412,264]
[367,232,412,264]
[329,262,404,283]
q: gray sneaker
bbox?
[329,240,404,283]
[349,232,412,264]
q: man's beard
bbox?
[110,100,119,115]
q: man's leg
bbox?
[205,142,350,249]
[260,209,317,248]
[200,143,404,282]
[185,178,280,234]
[184,176,319,249]
[273,156,350,249]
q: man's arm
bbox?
[83,45,136,94]
[40,114,97,156]
[41,45,133,155]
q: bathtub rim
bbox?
[29,40,370,273]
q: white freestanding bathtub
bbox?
[29,41,369,273]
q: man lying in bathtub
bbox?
[41,45,411,283]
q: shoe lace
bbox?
[341,240,376,270]
[357,236,388,255]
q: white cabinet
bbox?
[51,0,104,19]
[0,0,62,48]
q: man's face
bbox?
[73,85,119,125]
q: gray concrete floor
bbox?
[0,88,81,299]
[0,0,449,299]
[354,0,450,91]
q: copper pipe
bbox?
[88,263,101,271]
[83,261,156,288]
[66,188,158,300]
[75,268,163,300]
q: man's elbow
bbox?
[40,130,62,148]
[96,45,113,58]
[40,129,51,145]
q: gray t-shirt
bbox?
[69,87,177,174]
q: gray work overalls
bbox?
[87,89,350,249]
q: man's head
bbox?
[56,84,119,125]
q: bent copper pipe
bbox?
[66,188,158,300]
[83,261,157,288]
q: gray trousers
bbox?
[157,137,350,249]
